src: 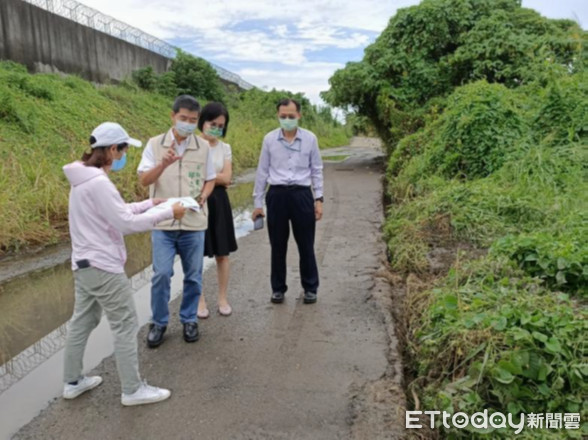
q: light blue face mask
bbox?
[279,117,299,131]
[175,120,197,137]
[111,153,127,172]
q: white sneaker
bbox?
[121,381,171,406]
[63,376,103,399]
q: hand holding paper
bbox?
[148,197,200,214]
[172,202,186,220]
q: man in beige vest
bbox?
[138,95,216,347]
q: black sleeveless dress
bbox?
[204,141,238,257]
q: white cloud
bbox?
[78,0,396,103]
[296,27,371,49]
[80,0,402,36]
[77,0,588,105]
[237,62,344,104]
[271,25,289,38]
[174,26,309,66]
[522,0,587,27]
[169,22,371,66]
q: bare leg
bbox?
[197,292,209,319]
[216,256,231,314]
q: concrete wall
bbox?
[0,0,171,83]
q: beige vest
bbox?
[148,129,210,231]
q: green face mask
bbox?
[279,118,299,131]
[205,127,223,138]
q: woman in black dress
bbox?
[197,102,238,317]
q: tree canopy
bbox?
[321,0,585,145]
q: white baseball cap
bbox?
[90,122,142,148]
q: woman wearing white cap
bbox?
[62,122,186,406]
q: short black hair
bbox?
[276,98,300,112]
[172,95,201,114]
[198,102,230,137]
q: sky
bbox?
[79,0,587,106]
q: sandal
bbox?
[218,304,232,316]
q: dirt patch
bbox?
[348,267,407,440]
[382,234,488,440]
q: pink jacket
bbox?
[63,161,173,273]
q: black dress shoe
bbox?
[271,291,285,304]
[303,291,317,304]
[183,322,199,343]
[147,324,166,348]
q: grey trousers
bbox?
[63,267,142,394]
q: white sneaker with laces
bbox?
[121,381,171,406]
[63,376,103,399]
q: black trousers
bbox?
[266,186,319,294]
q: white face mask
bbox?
[175,120,197,137]
[279,118,299,131]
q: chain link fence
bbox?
[21,0,254,90]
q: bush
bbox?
[155,71,177,97]
[492,226,588,296]
[409,257,587,438]
[1,68,57,101]
[382,71,586,440]
[171,50,225,102]
[322,0,584,152]
[131,51,226,101]
[63,75,92,91]
[532,72,588,146]
[344,113,375,136]
[387,130,429,178]
[0,60,28,73]
[0,88,36,133]
[21,76,57,100]
[427,81,525,179]
[132,66,157,91]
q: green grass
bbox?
[384,75,587,438]
[322,154,349,162]
[405,257,587,439]
[0,61,350,253]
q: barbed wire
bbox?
[20,0,255,90]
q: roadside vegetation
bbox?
[0,55,348,254]
[322,0,586,438]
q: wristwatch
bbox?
[315,197,324,203]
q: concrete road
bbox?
[14,138,405,440]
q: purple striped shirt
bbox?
[253,127,324,209]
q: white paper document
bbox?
[147,197,200,214]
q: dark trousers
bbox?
[266,186,319,294]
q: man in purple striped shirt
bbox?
[252,98,324,305]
